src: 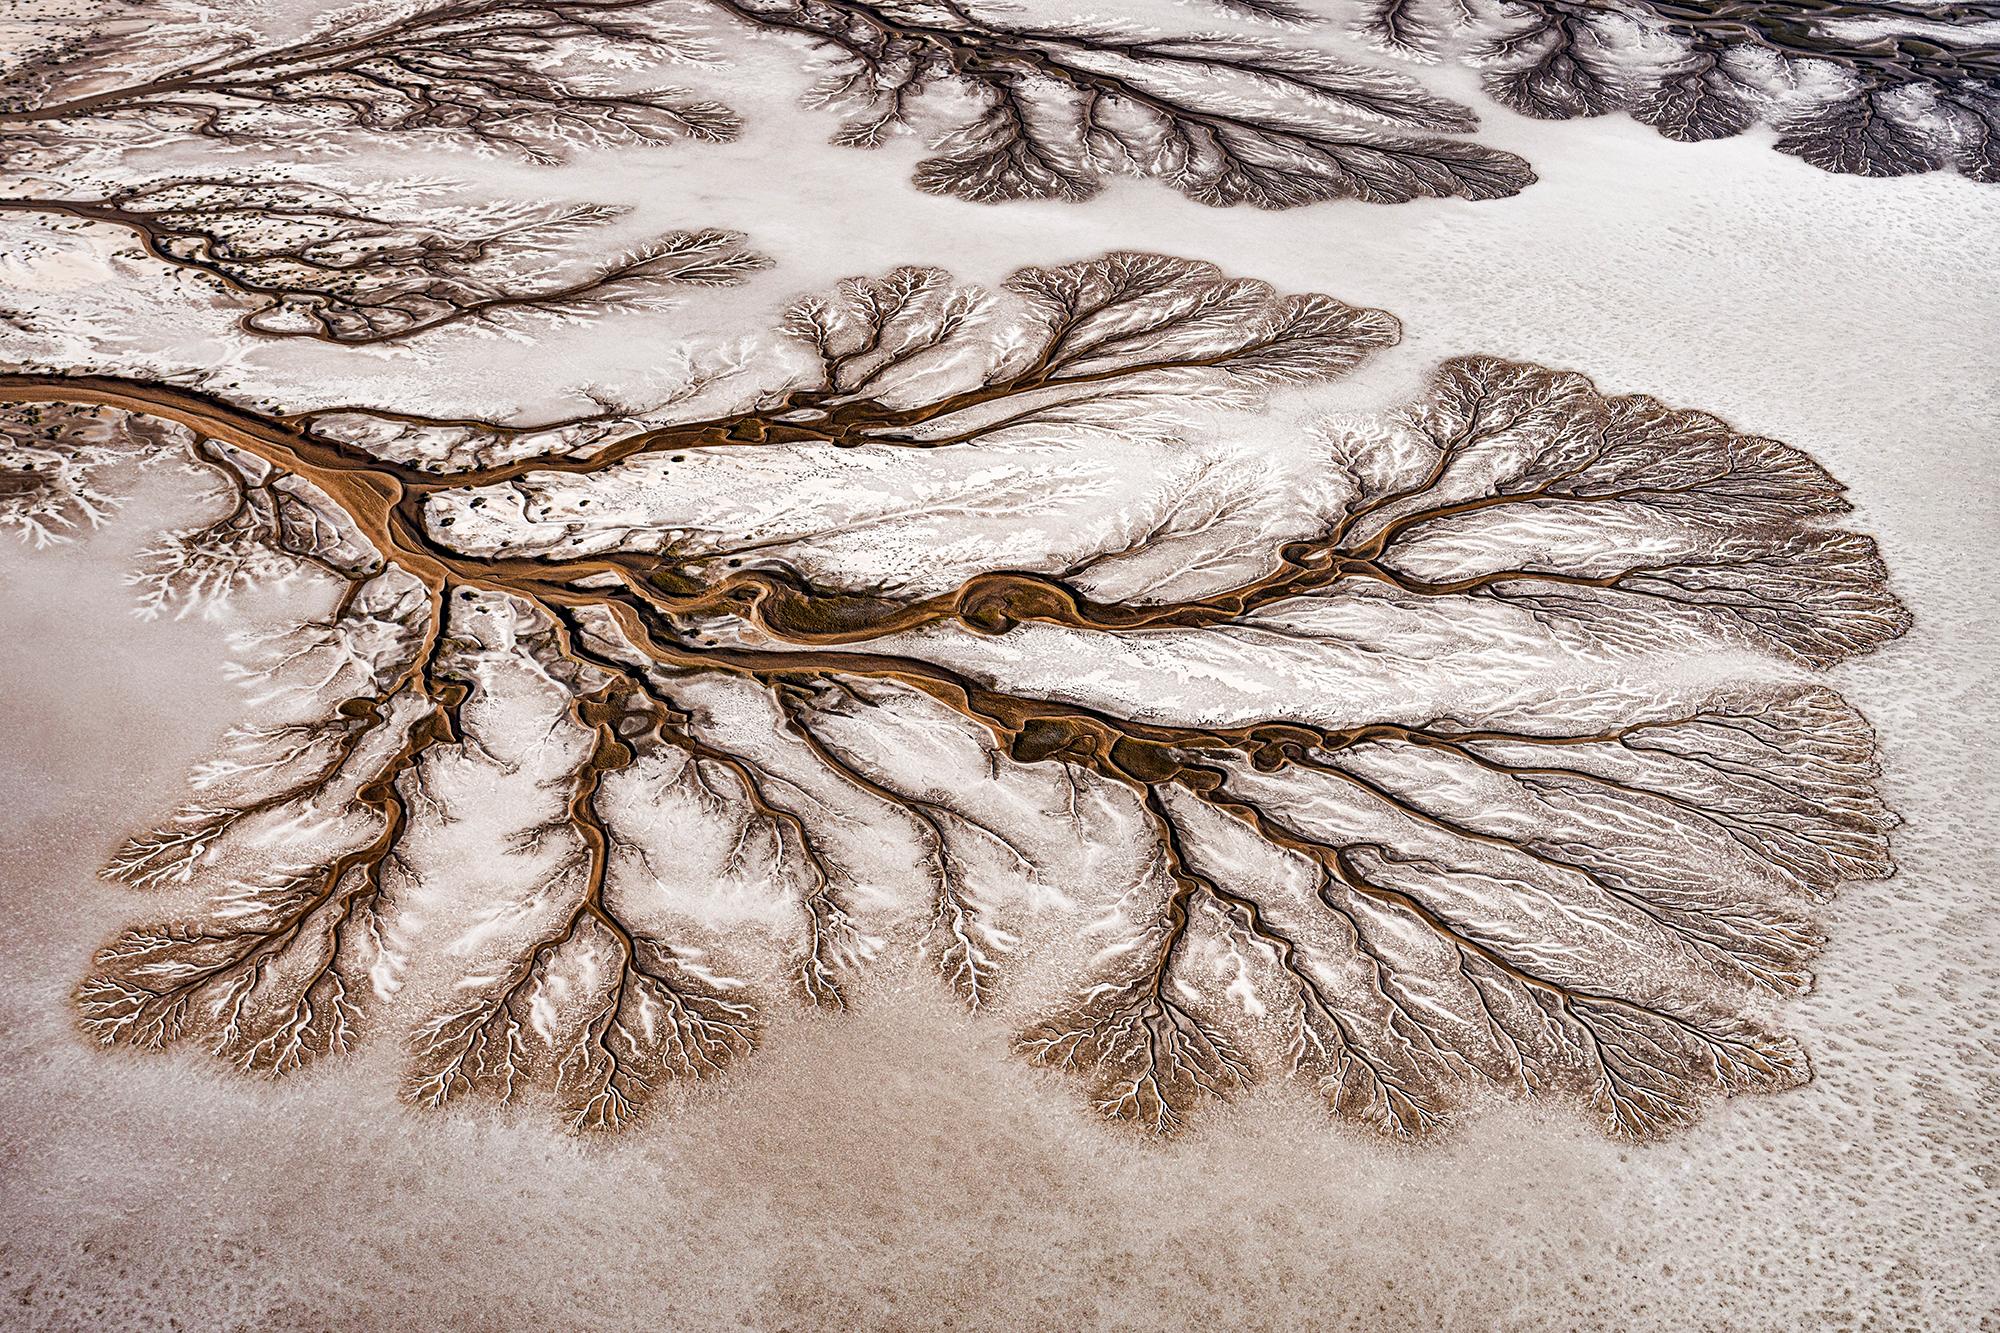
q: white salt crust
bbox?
[1,1,1997,1327]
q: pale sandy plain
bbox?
[1,7,1998,1329]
